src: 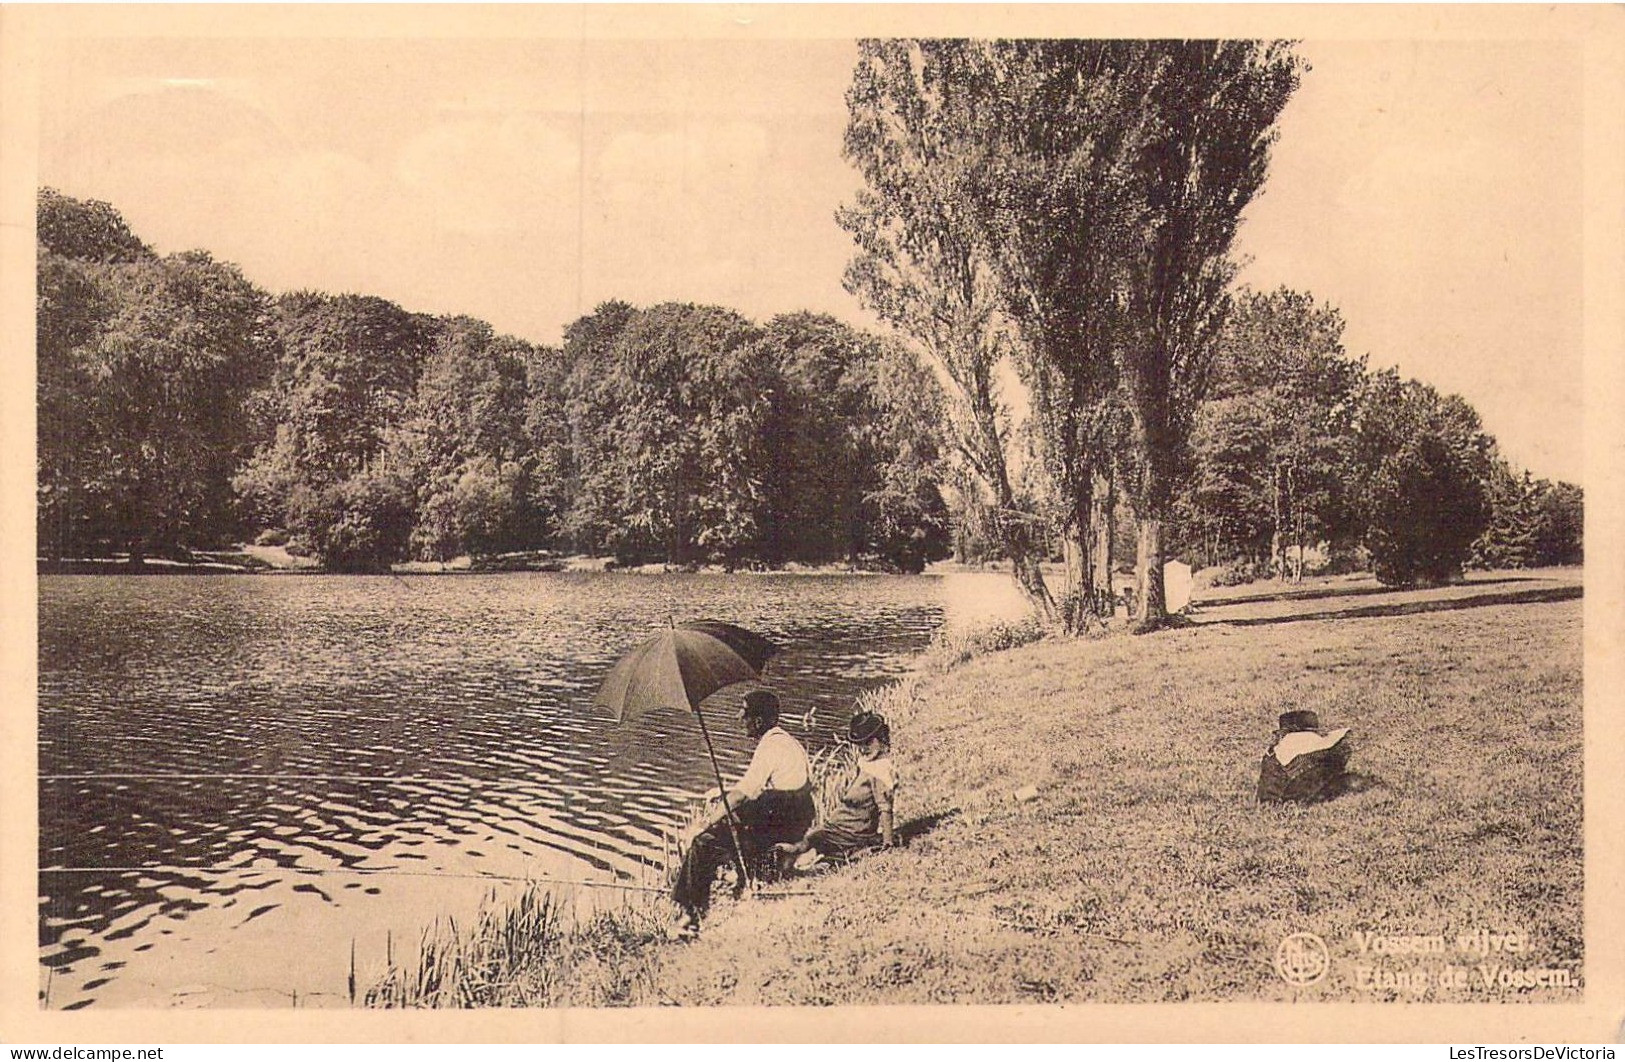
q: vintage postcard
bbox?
[1,3,1621,1045]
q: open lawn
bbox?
[370,571,1584,1006]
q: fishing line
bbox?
[37,773,707,801]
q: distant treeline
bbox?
[1176,288,1583,584]
[37,189,950,573]
[37,186,1580,581]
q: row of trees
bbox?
[837,39,1580,630]
[38,189,952,573]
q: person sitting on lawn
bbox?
[671,688,814,936]
[1257,709,1352,804]
[776,710,897,868]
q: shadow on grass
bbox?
[896,807,961,846]
[1198,574,1540,611]
[1203,584,1581,628]
[1259,771,1384,808]
[1329,770,1384,800]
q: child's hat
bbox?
[848,710,888,744]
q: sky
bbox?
[35,30,1586,485]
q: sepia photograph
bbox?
[2,2,1621,1045]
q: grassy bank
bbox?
[368,571,1583,1006]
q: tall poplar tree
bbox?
[842,39,1301,630]
[966,40,1162,628]
[1116,41,1303,628]
[840,38,1057,618]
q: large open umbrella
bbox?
[594,619,779,888]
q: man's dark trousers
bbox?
[672,789,814,916]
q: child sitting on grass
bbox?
[776,711,896,868]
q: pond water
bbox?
[38,570,1027,1008]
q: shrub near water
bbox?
[927,614,1050,671]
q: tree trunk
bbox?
[987,490,1054,623]
[1090,466,1115,616]
[1271,465,1285,581]
[1060,529,1088,634]
[1292,503,1305,583]
[1056,465,1103,635]
[1010,547,1055,623]
[1132,517,1166,633]
[1286,464,1301,583]
[981,439,1057,624]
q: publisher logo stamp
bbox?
[1275,932,1330,986]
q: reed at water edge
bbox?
[361,880,671,1007]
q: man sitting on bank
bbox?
[671,688,814,936]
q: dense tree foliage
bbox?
[1533,481,1584,567]
[562,302,769,566]
[556,303,950,571]
[1350,371,1493,586]
[38,188,151,264]
[1177,288,1363,576]
[38,192,271,562]
[1466,462,1583,572]
[382,317,541,561]
[754,313,949,570]
[1469,459,1541,572]
[38,250,115,558]
[233,292,437,571]
[843,332,954,573]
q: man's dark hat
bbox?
[848,710,888,744]
[743,689,781,718]
[1278,710,1321,733]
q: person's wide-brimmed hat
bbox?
[1278,710,1321,733]
[1260,708,1351,805]
[848,710,889,744]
